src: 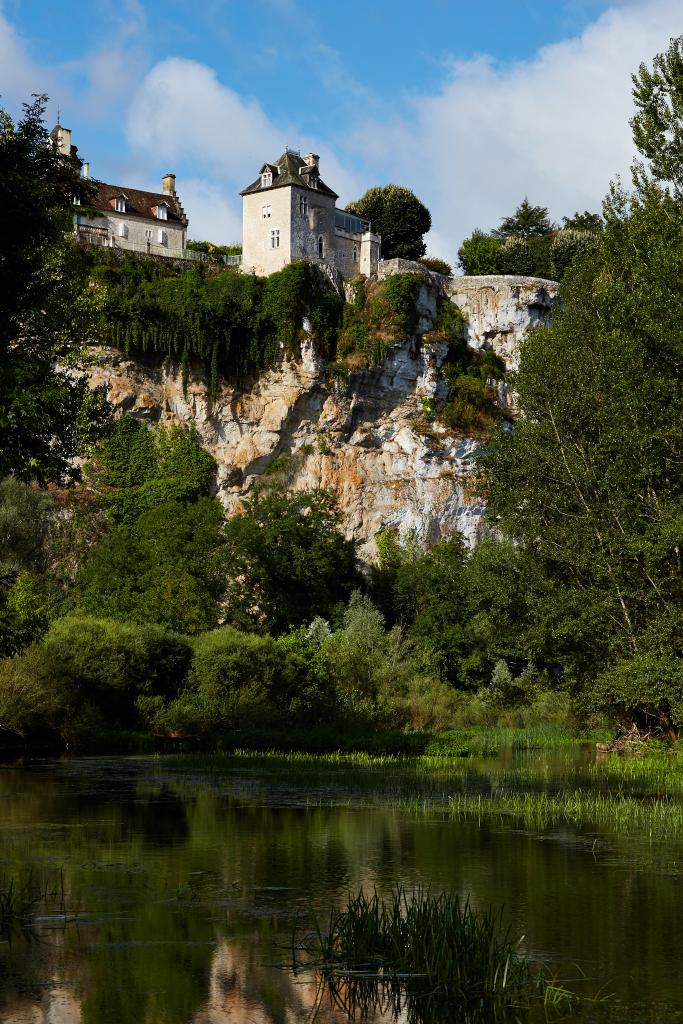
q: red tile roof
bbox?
[86,181,188,226]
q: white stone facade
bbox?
[241,150,380,279]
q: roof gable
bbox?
[240,150,338,199]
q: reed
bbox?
[0,870,66,942]
[448,788,683,837]
[294,886,576,1021]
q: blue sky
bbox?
[1,0,680,256]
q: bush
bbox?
[149,625,336,736]
[0,616,193,741]
[418,257,452,276]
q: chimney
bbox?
[82,161,90,178]
[162,172,176,195]
[302,153,319,169]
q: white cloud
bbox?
[127,58,284,177]
[349,0,682,260]
[0,10,56,112]
[180,178,243,244]
[125,56,367,241]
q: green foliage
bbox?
[78,418,224,634]
[418,256,452,275]
[90,254,342,394]
[0,615,192,740]
[631,35,683,195]
[0,478,56,656]
[0,96,110,484]
[492,197,555,239]
[297,887,559,1020]
[221,487,359,634]
[185,239,242,259]
[434,305,506,435]
[141,623,336,738]
[479,183,683,727]
[345,184,431,261]
[97,417,216,523]
[337,274,423,365]
[457,230,502,275]
[562,210,604,232]
[320,592,463,732]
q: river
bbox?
[1,750,682,1022]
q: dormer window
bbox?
[115,196,126,213]
[310,175,318,190]
[156,203,168,221]
[261,171,272,188]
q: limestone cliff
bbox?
[86,268,559,559]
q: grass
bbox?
[447,787,683,838]
[0,869,67,942]
[293,886,580,1023]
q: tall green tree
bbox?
[345,185,431,261]
[480,184,683,731]
[78,419,224,634]
[492,198,554,239]
[221,487,359,633]
[0,96,109,484]
[631,35,683,195]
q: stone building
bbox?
[51,122,188,258]
[240,150,380,278]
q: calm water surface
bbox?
[1,750,682,1023]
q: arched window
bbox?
[318,235,324,258]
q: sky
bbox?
[1,0,681,257]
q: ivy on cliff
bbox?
[88,252,343,395]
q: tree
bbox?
[77,419,225,634]
[221,487,359,633]
[479,184,683,732]
[561,211,604,232]
[0,96,109,484]
[492,198,554,239]
[0,477,55,656]
[631,35,683,195]
[457,230,501,275]
[345,185,431,261]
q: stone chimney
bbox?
[302,153,319,169]
[82,161,90,178]
[162,172,176,195]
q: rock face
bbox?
[86,270,559,560]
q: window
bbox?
[118,222,128,238]
[270,229,280,249]
[72,195,81,206]
[158,228,167,245]
[318,235,324,258]
[145,229,152,240]
[156,204,168,220]
[299,195,308,215]
[115,197,126,213]
[261,171,272,188]
[353,244,358,262]
[262,204,271,219]
[310,175,318,189]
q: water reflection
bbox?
[0,754,682,1023]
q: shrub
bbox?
[418,256,452,276]
[0,616,192,740]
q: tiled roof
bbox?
[241,150,338,199]
[86,181,188,226]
